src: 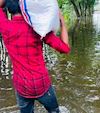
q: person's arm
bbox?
[43,31,70,54]
[0,8,10,34]
[0,0,14,37]
[59,10,69,46]
[42,10,71,54]
[0,1,8,31]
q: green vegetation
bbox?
[58,0,96,18]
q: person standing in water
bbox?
[0,0,70,113]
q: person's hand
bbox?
[0,0,5,7]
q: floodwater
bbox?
[0,4,100,113]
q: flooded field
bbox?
[0,3,100,113]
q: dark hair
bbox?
[5,0,21,15]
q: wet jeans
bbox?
[15,85,60,113]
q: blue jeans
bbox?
[15,85,60,113]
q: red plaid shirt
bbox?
[0,8,70,98]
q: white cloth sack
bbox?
[19,0,60,38]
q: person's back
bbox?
[7,15,52,97]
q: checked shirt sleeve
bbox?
[0,8,14,37]
[43,31,71,54]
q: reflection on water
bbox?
[0,5,100,113]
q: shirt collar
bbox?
[12,15,24,21]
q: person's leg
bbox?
[37,85,60,113]
[15,91,35,113]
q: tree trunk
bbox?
[70,0,81,18]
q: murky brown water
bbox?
[0,3,100,113]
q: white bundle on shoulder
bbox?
[19,0,60,38]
